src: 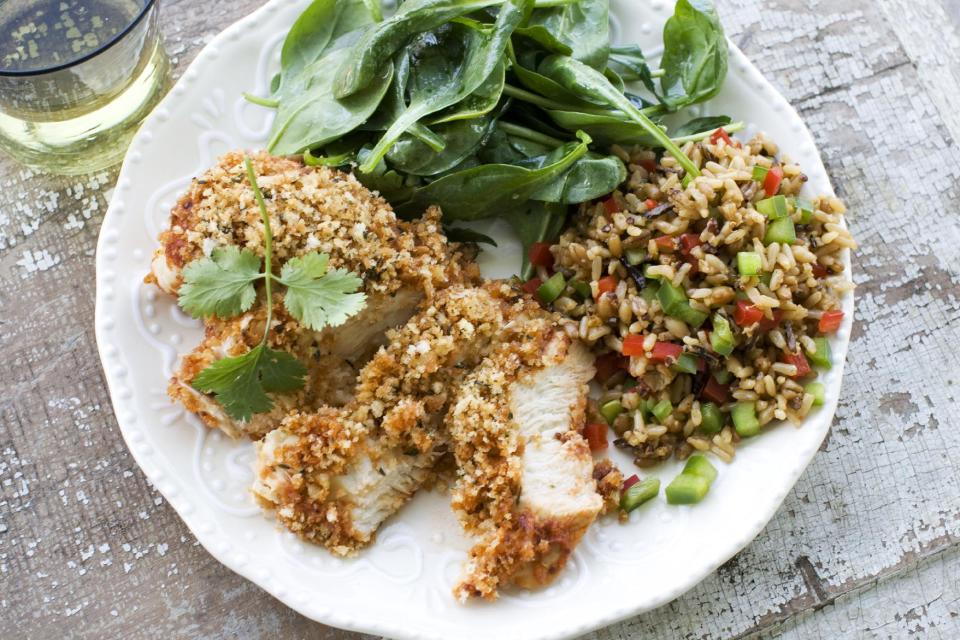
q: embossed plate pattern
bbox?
[94,1,854,638]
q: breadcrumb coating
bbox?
[153,151,479,439]
[148,150,447,296]
[448,334,600,599]
[253,282,575,555]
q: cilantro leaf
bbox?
[178,246,262,319]
[191,343,307,422]
[279,252,367,331]
[258,347,309,393]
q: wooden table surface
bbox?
[2,0,959,638]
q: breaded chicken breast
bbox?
[252,283,577,556]
[151,151,478,438]
[448,331,600,600]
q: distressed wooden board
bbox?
[1,0,958,638]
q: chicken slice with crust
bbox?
[152,151,478,439]
[252,283,575,555]
[448,331,600,600]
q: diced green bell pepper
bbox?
[651,399,673,423]
[731,401,760,437]
[600,399,623,426]
[806,336,832,369]
[672,353,700,374]
[620,478,660,512]
[757,195,789,220]
[793,197,815,224]
[764,216,796,245]
[682,455,718,484]
[699,402,724,433]
[711,314,735,356]
[737,251,762,276]
[665,473,710,504]
[805,381,826,406]
[536,272,566,304]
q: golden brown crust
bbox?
[155,151,480,439]
[448,335,600,600]
[151,151,461,295]
[254,283,547,553]
[592,458,625,514]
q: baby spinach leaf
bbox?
[659,0,728,110]
[334,0,509,99]
[670,114,731,137]
[475,126,553,165]
[274,0,378,101]
[526,0,610,69]
[359,0,529,172]
[607,45,659,96]
[509,43,607,107]
[538,54,700,177]
[268,47,393,155]
[529,152,626,204]
[428,62,505,125]
[546,109,660,146]
[512,25,573,55]
[386,115,497,176]
[399,130,593,220]
[359,50,448,151]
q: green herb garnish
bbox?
[179,157,367,421]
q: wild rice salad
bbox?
[523,130,855,476]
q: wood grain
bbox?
[1,0,958,638]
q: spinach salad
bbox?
[248,0,732,276]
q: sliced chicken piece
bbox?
[252,283,566,555]
[448,333,600,600]
[152,151,478,439]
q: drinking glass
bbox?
[0,0,170,174]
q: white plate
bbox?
[94,1,854,639]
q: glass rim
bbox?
[0,0,159,78]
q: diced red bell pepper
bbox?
[811,263,829,278]
[583,422,609,451]
[640,158,658,173]
[757,309,784,331]
[522,278,542,295]
[594,352,628,383]
[622,474,640,490]
[650,341,683,363]
[595,275,617,298]
[602,197,619,215]
[679,233,701,257]
[622,334,647,357]
[818,310,844,333]
[733,300,764,326]
[655,235,675,252]
[710,128,732,145]
[782,352,812,378]
[764,165,784,196]
[700,375,729,404]
[528,242,554,270]
[644,198,658,211]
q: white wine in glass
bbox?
[0,0,170,174]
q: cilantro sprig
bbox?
[179,157,367,422]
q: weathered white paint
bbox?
[0,0,958,638]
